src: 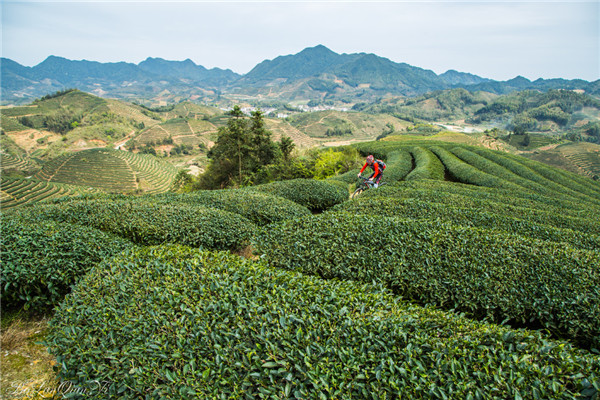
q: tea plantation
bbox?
[0,176,100,210]
[2,141,599,399]
[33,148,179,194]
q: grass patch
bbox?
[1,311,58,400]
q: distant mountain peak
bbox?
[507,75,531,84]
[440,69,490,86]
[299,44,336,55]
[40,55,69,64]
[1,48,596,105]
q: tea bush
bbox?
[430,146,521,190]
[334,196,600,251]
[469,146,600,203]
[404,147,445,181]
[46,245,599,399]
[449,146,600,205]
[16,198,256,251]
[361,179,596,223]
[324,177,352,194]
[255,213,600,348]
[382,150,413,182]
[245,178,348,211]
[152,190,311,226]
[1,215,133,310]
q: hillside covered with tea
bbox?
[2,138,599,398]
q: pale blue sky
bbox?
[2,1,599,81]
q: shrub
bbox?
[404,146,445,181]
[1,215,133,310]
[46,245,599,399]
[255,213,600,348]
[152,190,311,226]
[383,149,413,182]
[449,146,600,205]
[245,178,348,211]
[17,199,256,251]
[430,146,521,190]
[334,196,600,251]
[324,177,351,193]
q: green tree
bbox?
[513,125,526,136]
[200,106,278,188]
[249,110,278,173]
[313,147,361,180]
[279,136,295,161]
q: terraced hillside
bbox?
[0,90,153,161]
[161,102,225,120]
[561,143,600,179]
[287,109,409,139]
[0,153,39,174]
[134,117,218,147]
[33,148,179,194]
[0,177,99,210]
[500,132,558,150]
[532,142,600,180]
[264,118,317,148]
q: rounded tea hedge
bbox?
[246,178,348,211]
[1,214,133,311]
[14,198,257,251]
[46,245,599,399]
[254,212,600,349]
[152,189,311,226]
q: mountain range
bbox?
[1,45,598,105]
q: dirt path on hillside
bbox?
[114,130,135,150]
[45,153,77,182]
[304,114,329,130]
[186,122,195,134]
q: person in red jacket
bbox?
[357,155,385,187]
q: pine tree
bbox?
[202,106,278,188]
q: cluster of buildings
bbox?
[220,104,350,119]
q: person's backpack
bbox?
[376,160,386,171]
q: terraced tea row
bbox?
[0,176,98,209]
[336,195,600,250]
[354,141,600,207]
[360,180,597,226]
[110,150,179,193]
[264,119,318,148]
[31,148,178,194]
[0,153,38,173]
[564,151,600,179]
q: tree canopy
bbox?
[199,106,278,188]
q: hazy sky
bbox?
[2,1,599,82]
